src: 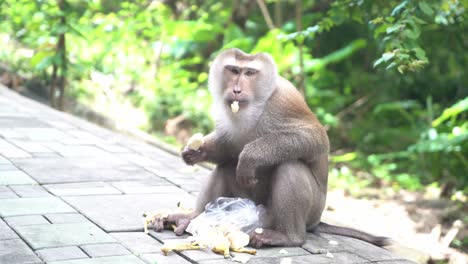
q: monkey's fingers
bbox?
[174,218,191,236]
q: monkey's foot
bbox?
[249,229,294,248]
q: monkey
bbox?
[153,48,390,248]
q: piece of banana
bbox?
[187,133,204,150]
[231,101,239,113]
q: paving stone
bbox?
[252,247,310,259]
[18,167,156,184]
[0,197,75,217]
[110,180,185,194]
[302,233,346,253]
[140,253,192,264]
[47,255,146,264]
[110,232,162,254]
[10,185,52,197]
[0,147,33,158]
[14,222,116,249]
[36,246,88,262]
[0,239,42,264]
[9,140,54,153]
[95,144,131,153]
[320,234,400,261]
[375,260,417,264]
[44,182,122,196]
[0,170,37,185]
[12,157,131,171]
[0,155,12,164]
[0,117,49,128]
[0,218,18,240]
[31,152,62,158]
[0,163,17,170]
[114,153,160,167]
[63,193,195,232]
[44,213,88,224]
[201,252,369,264]
[4,215,50,227]
[80,243,131,257]
[0,185,18,198]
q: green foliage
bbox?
[0,0,466,195]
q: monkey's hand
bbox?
[152,213,193,236]
[236,163,258,188]
[181,147,207,165]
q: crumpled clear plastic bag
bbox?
[186,197,264,236]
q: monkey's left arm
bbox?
[237,125,329,187]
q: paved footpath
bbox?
[0,85,415,264]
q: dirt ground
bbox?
[323,189,467,264]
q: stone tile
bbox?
[114,153,161,167]
[0,239,42,264]
[0,170,37,185]
[110,232,162,254]
[252,247,310,258]
[36,246,88,262]
[375,260,417,264]
[14,222,116,249]
[10,185,52,197]
[208,252,368,264]
[12,157,131,171]
[63,193,195,232]
[80,243,131,257]
[0,117,49,128]
[110,180,185,194]
[140,253,192,264]
[320,234,400,261]
[95,144,131,153]
[0,155,12,164]
[44,182,122,196]
[0,218,18,240]
[302,232,348,253]
[9,140,54,153]
[0,185,18,198]
[0,163,17,170]
[4,215,50,227]
[0,147,33,158]
[32,152,62,158]
[48,255,146,264]
[0,197,75,217]
[18,167,156,184]
[44,213,88,224]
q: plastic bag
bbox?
[186,197,264,236]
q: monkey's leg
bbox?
[157,163,242,235]
[250,160,326,248]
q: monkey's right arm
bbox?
[182,132,230,165]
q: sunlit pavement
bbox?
[0,85,415,263]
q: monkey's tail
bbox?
[311,222,393,247]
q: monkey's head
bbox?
[209,48,278,114]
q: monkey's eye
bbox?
[245,69,259,76]
[225,65,240,75]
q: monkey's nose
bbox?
[233,89,241,94]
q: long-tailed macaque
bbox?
[153,48,390,247]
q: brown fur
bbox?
[157,49,390,248]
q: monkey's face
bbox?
[221,64,260,111]
[209,49,278,114]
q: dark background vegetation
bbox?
[0,0,466,251]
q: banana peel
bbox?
[160,225,257,257]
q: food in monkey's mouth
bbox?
[231,101,239,113]
[187,133,204,150]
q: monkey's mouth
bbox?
[226,99,248,109]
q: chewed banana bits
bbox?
[231,101,239,113]
[187,133,204,150]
